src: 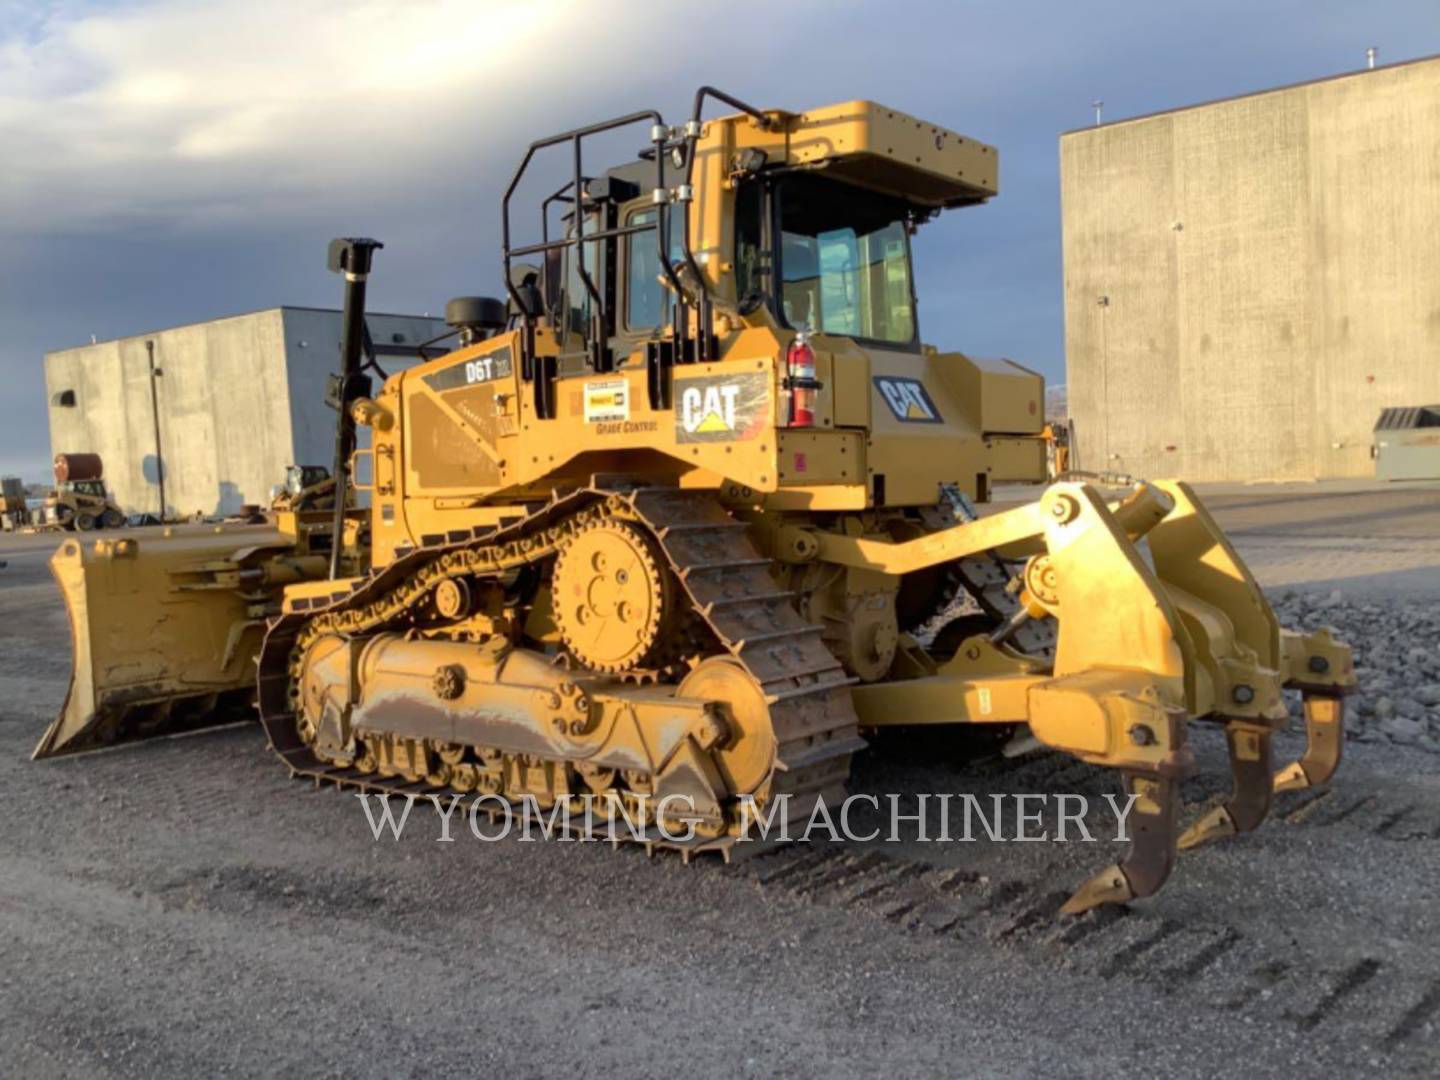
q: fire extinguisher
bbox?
[785,331,821,427]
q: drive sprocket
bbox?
[552,517,673,673]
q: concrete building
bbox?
[45,307,447,517]
[1061,54,1440,481]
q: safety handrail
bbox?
[497,89,778,391]
[675,87,776,362]
[500,108,683,361]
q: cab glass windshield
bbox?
[777,175,916,344]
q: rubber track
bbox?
[257,486,863,857]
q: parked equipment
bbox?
[1042,422,1072,478]
[47,454,125,530]
[36,90,1355,913]
[1374,405,1440,481]
[1,476,30,532]
[269,465,337,513]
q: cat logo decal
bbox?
[874,376,942,424]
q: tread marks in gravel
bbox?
[1384,981,1440,1051]
[1289,958,1382,1032]
[745,850,1436,1055]
[151,864,396,917]
[964,748,1440,846]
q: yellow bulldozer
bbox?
[35,88,1355,913]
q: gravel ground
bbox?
[1271,591,1440,748]
[0,485,1437,1078]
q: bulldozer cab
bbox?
[607,168,916,345]
[363,91,1044,565]
[756,173,919,344]
[535,103,945,367]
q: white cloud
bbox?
[0,0,768,233]
[3,0,1431,481]
[5,0,1108,239]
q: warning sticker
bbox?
[583,379,630,423]
[874,375,943,424]
[674,371,769,444]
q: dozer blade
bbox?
[35,525,316,759]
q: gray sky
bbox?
[2,0,1435,481]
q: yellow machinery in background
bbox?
[1,475,30,531]
[1043,421,1071,478]
[269,465,337,513]
[48,454,126,531]
[36,88,1354,913]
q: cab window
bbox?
[563,213,601,337]
[625,209,682,330]
[776,175,916,345]
[734,179,765,302]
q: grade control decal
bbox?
[583,378,630,423]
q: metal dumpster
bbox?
[1374,405,1440,481]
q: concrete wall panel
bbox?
[1172,88,1312,481]
[1063,56,1440,481]
[1061,115,1181,474]
[45,308,445,517]
[1304,65,1440,476]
